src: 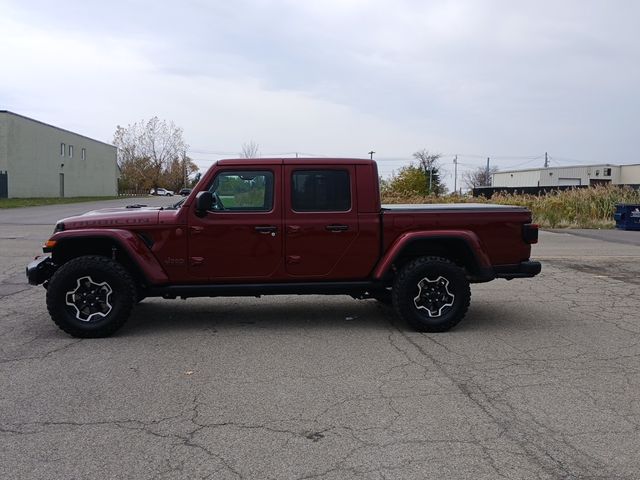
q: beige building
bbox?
[492,164,640,188]
[0,111,118,198]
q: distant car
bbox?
[150,188,174,196]
[179,188,192,196]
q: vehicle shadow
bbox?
[121,296,393,337]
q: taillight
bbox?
[523,223,539,244]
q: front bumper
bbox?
[494,261,542,280]
[26,256,57,285]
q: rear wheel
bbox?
[392,256,470,332]
[46,255,136,338]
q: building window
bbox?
[68,145,74,158]
[81,148,86,160]
[291,170,351,212]
[60,143,65,156]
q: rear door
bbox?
[283,165,359,278]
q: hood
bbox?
[59,205,163,230]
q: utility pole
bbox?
[368,150,375,160]
[182,149,187,187]
[486,157,490,186]
[453,155,458,193]
[544,152,549,168]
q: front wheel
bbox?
[46,255,136,338]
[392,256,470,332]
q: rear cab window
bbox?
[291,170,351,212]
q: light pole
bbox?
[453,155,458,193]
[368,150,375,160]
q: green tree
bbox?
[412,149,446,196]
[383,151,447,197]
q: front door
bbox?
[284,165,359,278]
[188,167,282,281]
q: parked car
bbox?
[179,188,192,196]
[150,188,174,196]
[27,158,540,338]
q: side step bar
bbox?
[147,281,379,299]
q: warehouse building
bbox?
[492,164,640,188]
[0,111,118,198]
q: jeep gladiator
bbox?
[27,158,540,337]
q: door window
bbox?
[209,171,274,211]
[291,170,350,212]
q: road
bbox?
[1,200,640,479]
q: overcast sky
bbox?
[1,0,638,188]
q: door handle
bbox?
[254,225,278,235]
[325,224,349,232]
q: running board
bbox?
[147,281,379,299]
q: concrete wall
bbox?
[0,112,118,198]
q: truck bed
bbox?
[381,203,533,267]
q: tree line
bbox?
[114,117,198,193]
[114,117,495,196]
[381,150,498,197]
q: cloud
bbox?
[1,0,639,188]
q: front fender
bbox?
[48,229,169,284]
[372,230,492,280]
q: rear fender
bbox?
[48,229,169,284]
[373,230,492,280]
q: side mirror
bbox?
[195,191,213,216]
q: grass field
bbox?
[0,196,120,209]
[382,185,640,228]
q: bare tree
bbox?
[241,141,260,158]
[412,149,445,195]
[113,117,188,192]
[462,166,500,190]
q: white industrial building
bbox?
[0,111,118,198]
[492,164,640,188]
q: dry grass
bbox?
[381,185,640,228]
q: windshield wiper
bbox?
[165,198,186,210]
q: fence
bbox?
[118,189,151,197]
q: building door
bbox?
[0,171,7,199]
[59,173,65,197]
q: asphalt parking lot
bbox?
[1,199,640,479]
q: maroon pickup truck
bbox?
[27,158,540,337]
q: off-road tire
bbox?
[46,255,136,338]
[392,256,470,332]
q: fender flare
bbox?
[48,229,169,284]
[373,230,492,280]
